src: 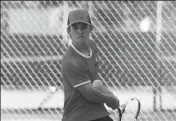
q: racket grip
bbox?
[117,108,122,121]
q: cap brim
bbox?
[67,21,90,28]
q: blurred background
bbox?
[1,1,176,121]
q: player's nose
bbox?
[77,27,83,34]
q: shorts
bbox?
[91,116,113,121]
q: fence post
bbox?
[63,1,70,47]
[155,1,163,111]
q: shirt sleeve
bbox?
[66,61,91,88]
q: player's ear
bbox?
[67,27,71,35]
[89,25,94,32]
[67,27,72,39]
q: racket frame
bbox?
[117,98,141,121]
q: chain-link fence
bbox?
[1,1,176,121]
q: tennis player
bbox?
[61,9,119,121]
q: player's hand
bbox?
[106,97,120,110]
[93,80,104,90]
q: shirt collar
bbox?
[70,43,92,59]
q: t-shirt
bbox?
[61,40,109,121]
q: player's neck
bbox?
[81,45,91,55]
[71,42,92,58]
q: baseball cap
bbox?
[67,9,91,28]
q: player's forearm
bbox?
[92,79,118,101]
[85,87,117,105]
[101,86,116,97]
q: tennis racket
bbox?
[117,98,141,121]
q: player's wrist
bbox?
[111,97,119,109]
[106,96,119,109]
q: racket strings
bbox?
[122,106,137,120]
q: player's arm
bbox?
[77,82,119,109]
[92,79,119,108]
[93,80,116,96]
[66,61,119,109]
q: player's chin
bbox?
[80,39,88,46]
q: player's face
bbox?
[69,23,92,47]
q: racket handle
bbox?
[117,108,122,121]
